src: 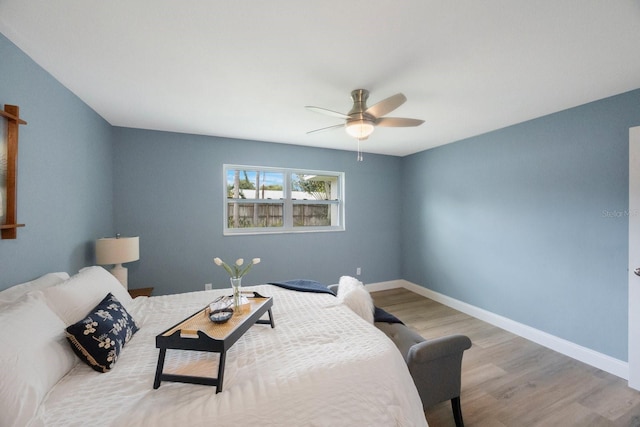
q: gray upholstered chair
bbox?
[376,322,472,427]
[327,282,472,426]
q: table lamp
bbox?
[95,235,139,289]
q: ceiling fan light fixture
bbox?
[345,119,374,140]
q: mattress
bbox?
[30,285,427,426]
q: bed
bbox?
[0,267,427,427]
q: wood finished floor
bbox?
[371,288,640,427]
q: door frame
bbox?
[628,126,640,390]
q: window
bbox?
[224,165,344,235]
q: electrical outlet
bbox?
[205,283,212,291]
[356,267,361,276]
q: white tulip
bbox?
[214,257,260,278]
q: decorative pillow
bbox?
[42,266,133,326]
[337,276,375,324]
[0,292,78,427]
[66,293,139,373]
[0,272,69,306]
[337,275,362,294]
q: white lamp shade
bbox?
[345,120,375,140]
[96,236,140,265]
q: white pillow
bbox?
[337,276,374,324]
[0,292,77,427]
[0,272,69,306]
[42,266,133,326]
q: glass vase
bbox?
[230,277,242,311]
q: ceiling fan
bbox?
[305,89,425,145]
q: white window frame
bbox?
[223,164,345,235]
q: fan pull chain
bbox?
[357,139,363,162]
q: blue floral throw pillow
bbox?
[65,293,139,373]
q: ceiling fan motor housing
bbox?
[347,89,376,127]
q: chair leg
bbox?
[451,396,464,427]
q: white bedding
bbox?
[30,285,427,427]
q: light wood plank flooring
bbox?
[371,288,640,427]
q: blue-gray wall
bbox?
[402,89,640,361]
[112,128,402,295]
[0,33,114,289]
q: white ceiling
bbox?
[1,1,640,157]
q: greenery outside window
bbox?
[224,165,345,235]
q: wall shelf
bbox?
[1,104,27,239]
[0,109,27,125]
[0,224,25,230]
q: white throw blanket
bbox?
[31,285,427,427]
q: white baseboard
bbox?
[364,280,404,293]
[367,279,628,380]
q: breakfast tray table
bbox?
[153,296,274,392]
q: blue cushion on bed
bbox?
[268,279,336,295]
[65,293,139,373]
[373,306,405,325]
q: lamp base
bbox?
[109,264,128,289]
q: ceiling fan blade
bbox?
[305,106,350,119]
[365,93,406,118]
[375,117,425,127]
[306,124,345,134]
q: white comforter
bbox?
[31,285,427,427]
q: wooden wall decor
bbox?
[0,104,27,239]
